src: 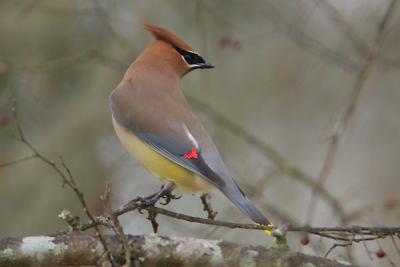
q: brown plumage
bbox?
[109,24,271,225]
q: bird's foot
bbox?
[131,182,177,208]
[160,190,182,205]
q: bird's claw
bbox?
[160,192,182,205]
[129,182,178,210]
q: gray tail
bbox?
[193,156,270,225]
[221,186,270,225]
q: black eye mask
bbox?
[174,46,206,65]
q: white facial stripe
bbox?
[189,64,202,68]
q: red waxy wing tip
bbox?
[183,148,199,159]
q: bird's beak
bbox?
[199,62,214,69]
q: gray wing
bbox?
[135,132,226,188]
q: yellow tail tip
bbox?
[257,223,274,236]
[264,223,274,236]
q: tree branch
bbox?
[0,233,353,267]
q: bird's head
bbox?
[143,24,214,76]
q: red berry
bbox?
[300,237,310,246]
[384,194,398,209]
[0,114,9,126]
[218,34,242,50]
[376,250,385,258]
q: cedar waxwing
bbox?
[109,24,271,226]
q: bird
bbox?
[109,23,271,226]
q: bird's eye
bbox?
[183,54,193,62]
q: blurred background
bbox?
[1,0,400,266]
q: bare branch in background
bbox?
[14,49,125,74]
[311,0,370,58]
[391,235,400,256]
[93,2,134,51]
[362,239,374,260]
[324,242,352,258]
[0,154,37,168]
[17,0,99,18]
[305,0,399,225]
[17,1,132,52]
[240,0,361,72]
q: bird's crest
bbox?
[144,24,194,52]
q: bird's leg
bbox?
[133,182,177,206]
[200,193,218,220]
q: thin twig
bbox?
[0,155,37,168]
[146,209,159,233]
[390,235,400,256]
[11,100,116,267]
[362,238,374,260]
[101,184,131,267]
[200,193,218,220]
[324,242,352,258]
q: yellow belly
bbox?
[112,117,211,192]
